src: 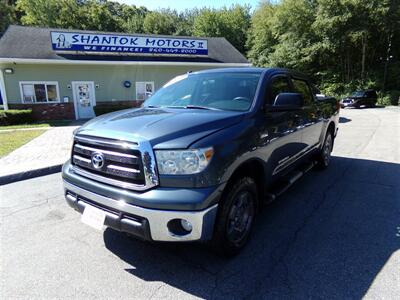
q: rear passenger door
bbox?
[291,77,323,149]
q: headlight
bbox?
[155,147,214,175]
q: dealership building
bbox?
[0,25,250,120]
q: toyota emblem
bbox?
[91,152,105,169]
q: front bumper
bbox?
[63,180,219,242]
[340,100,357,108]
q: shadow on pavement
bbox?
[339,117,351,123]
[104,156,400,298]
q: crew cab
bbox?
[62,68,339,256]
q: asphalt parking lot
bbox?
[1,107,399,299]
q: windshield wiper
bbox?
[184,105,221,111]
[146,105,160,108]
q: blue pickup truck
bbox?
[62,68,339,256]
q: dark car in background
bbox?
[340,89,377,108]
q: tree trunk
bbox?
[361,34,367,81]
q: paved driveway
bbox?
[1,107,399,299]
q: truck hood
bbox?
[75,107,245,149]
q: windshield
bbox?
[144,72,261,111]
[351,91,364,97]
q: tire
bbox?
[211,177,257,257]
[316,131,334,169]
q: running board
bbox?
[264,160,316,203]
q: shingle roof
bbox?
[0,25,249,64]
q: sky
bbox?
[117,0,263,12]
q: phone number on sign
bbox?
[148,48,202,54]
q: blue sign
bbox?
[50,31,208,56]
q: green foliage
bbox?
[120,5,147,34]
[387,90,400,105]
[14,0,149,33]
[16,0,81,29]
[0,1,17,34]
[0,129,45,158]
[246,2,277,66]
[0,109,33,126]
[248,0,400,99]
[377,93,392,106]
[320,78,378,99]
[143,9,180,35]
[193,5,251,53]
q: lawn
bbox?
[0,130,46,158]
[0,120,74,130]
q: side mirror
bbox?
[272,93,304,109]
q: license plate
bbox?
[81,205,106,231]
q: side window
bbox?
[292,78,313,105]
[366,91,377,98]
[270,76,291,105]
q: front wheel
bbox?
[316,131,333,169]
[212,177,257,256]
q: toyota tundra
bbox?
[62,68,339,255]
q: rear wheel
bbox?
[212,177,257,256]
[316,131,333,169]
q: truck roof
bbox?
[191,67,311,80]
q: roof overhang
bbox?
[0,58,251,67]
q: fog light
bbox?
[181,219,192,232]
[167,218,193,236]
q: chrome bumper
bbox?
[63,180,218,242]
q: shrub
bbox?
[319,79,378,99]
[377,93,391,106]
[388,90,400,105]
[376,90,400,106]
[93,104,133,116]
[0,109,33,126]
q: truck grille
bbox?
[71,135,158,191]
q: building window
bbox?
[136,81,154,101]
[20,82,60,103]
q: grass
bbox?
[0,130,46,158]
[0,120,74,130]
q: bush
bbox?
[0,109,33,126]
[93,104,133,116]
[388,90,400,105]
[377,94,391,106]
[320,79,378,99]
[377,90,400,106]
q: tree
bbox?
[246,2,277,66]
[119,5,148,34]
[174,9,199,36]
[143,9,179,35]
[104,1,148,33]
[77,0,120,32]
[0,1,17,34]
[248,0,400,96]
[193,5,251,53]
[16,0,81,29]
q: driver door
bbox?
[260,75,305,177]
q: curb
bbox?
[0,164,62,186]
